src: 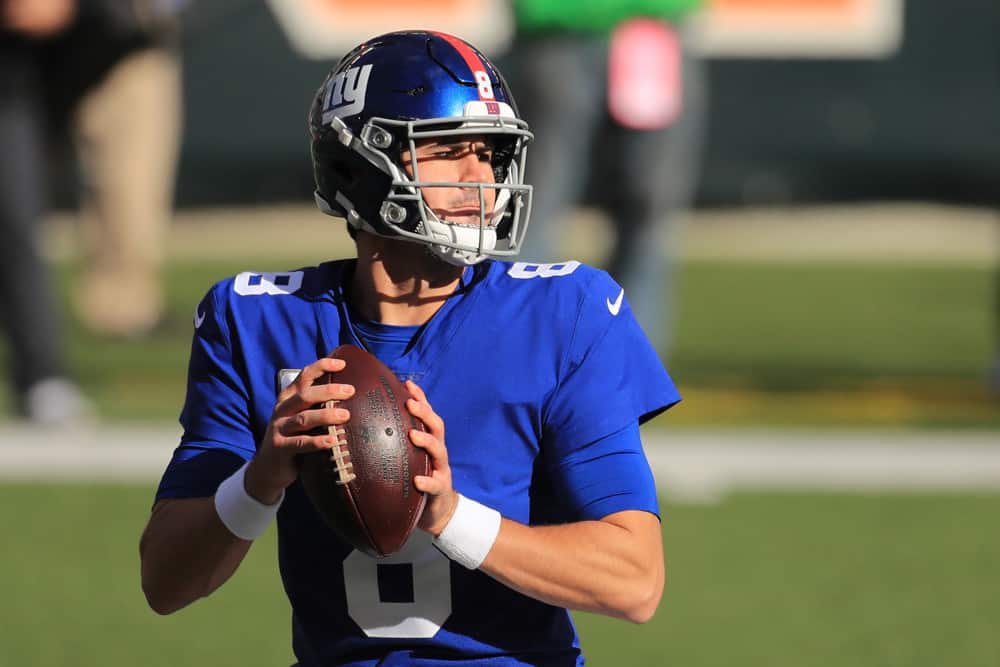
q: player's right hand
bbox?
[245,357,355,504]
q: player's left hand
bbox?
[406,379,459,537]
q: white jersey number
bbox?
[342,533,452,638]
[507,261,581,279]
[233,271,303,296]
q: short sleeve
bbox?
[156,283,257,500]
[543,270,681,454]
[179,283,256,452]
[542,421,659,522]
[155,445,246,501]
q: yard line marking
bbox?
[1,426,998,502]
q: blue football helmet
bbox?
[309,31,533,266]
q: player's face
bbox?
[401,135,497,228]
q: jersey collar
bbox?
[319,260,489,381]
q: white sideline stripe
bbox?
[0,425,179,483]
[650,445,1000,489]
[0,426,998,498]
[645,434,1000,502]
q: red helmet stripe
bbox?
[429,31,491,100]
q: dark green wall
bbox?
[173,0,1000,207]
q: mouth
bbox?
[436,208,488,226]
[439,207,483,217]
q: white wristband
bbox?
[214,461,284,541]
[432,494,502,570]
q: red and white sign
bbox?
[608,19,683,130]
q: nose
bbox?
[459,151,494,184]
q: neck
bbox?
[350,233,466,326]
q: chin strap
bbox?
[413,162,520,267]
[420,217,497,266]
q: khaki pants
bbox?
[73,46,181,336]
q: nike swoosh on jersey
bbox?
[606,288,625,316]
[194,307,206,329]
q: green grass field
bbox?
[2,484,998,666]
[3,257,989,428]
[2,216,993,665]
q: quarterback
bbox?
[140,30,681,666]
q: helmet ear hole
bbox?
[331,161,357,189]
[495,211,512,241]
[491,137,516,183]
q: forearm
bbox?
[478,510,664,623]
[139,361,351,615]
[139,497,252,615]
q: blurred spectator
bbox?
[46,0,185,338]
[0,0,184,423]
[0,0,91,423]
[505,0,706,357]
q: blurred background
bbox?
[2,0,999,665]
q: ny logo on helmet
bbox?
[322,64,373,122]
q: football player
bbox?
[140,30,681,666]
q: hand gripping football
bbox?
[298,345,430,557]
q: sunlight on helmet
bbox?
[309,31,533,266]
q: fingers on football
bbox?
[275,358,352,416]
[406,388,444,436]
[409,427,448,468]
[406,379,427,402]
[277,404,350,437]
[413,474,445,496]
[286,357,345,395]
[271,429,336,454]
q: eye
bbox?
[420,146,456,159]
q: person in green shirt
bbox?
[505,0,706,357]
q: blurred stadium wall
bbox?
[52,0,1000,209]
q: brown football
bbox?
[298,345,429,557]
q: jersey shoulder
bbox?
[490,258,615,295]
[213,260,347,301]
[487,259,624,319]
[202,260,349,315]
[191,260,350,341]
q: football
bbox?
[298,345,430,557]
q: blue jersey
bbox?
[156,258,680,666]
